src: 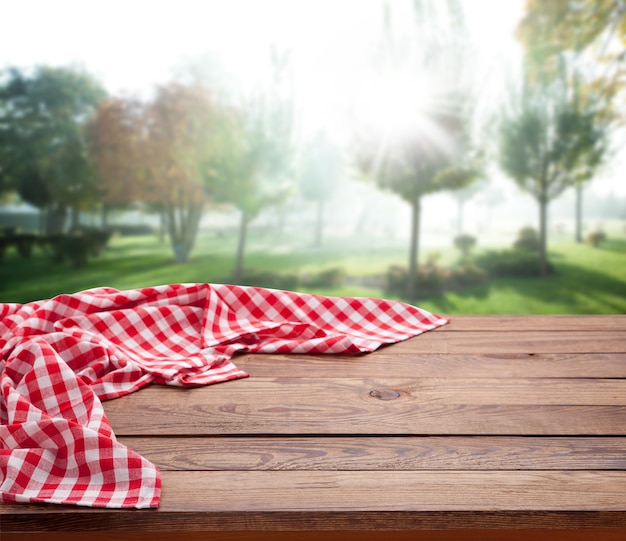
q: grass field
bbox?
[1,228,625,314]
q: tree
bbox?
[140,84,225,262]
[499,78,607,275]
[87,84,229,262]
[298,131,343,247]
[517,0,626,80]
[85,97,145,228]
[0,66,106,232]
[517,0,621,241]
[352,0,481,300]
[448,178,485,235]
[208,48,296,283]
[555,99,610,242]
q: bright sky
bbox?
[1,0,622,195]
[1,0,523,98]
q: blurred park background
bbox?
[0,0,625,313]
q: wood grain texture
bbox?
[5,530,626,541]
[104,378,626,436]
[234,352,626,378]
[116,436,626,472]
[3,472,626,531]
[439,315,626,332]
[108,377,626,405]
[4,510,626,533]
[6,315,626,536]
[154,470,626,512]
[378,330,626,353]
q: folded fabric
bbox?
[0,283,448,508]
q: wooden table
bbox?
[3,314,626,540]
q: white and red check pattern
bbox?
[0,283,447,508]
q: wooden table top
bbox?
[3,314,626,540]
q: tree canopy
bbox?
[353,0,481,299]
[499,75,609,274]
[0,66,107,232]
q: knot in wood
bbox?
[369,389,401,401]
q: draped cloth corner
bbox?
[0,283,448,508]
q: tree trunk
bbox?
[314,199,324,247]
[101,205,109,230]
[70,205,80,231]
[406,196,421,300]
[181,201,203,261]
[538,196,549,277]
[575,182,583,243]
[45,205,67,234]
[234,210,249,284]
[159,209,166,244]
[168,202,203,263]
[457,200,465,235]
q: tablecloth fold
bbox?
[1,283,447,508]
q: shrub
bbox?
[475,249,548,278]
[15,233,38,259]
[417,255,447,292]
[514,227,540,252]
[454,234,477,258]
[39,234,67,264]
[0,235,10,263]
[385,255,465,296]
[385,265,407,294]
[109,224,154,236]
[77,228,113,256]
[39,231,108,268]
[586,230,607,248]
[386,263,446,295]
[302,267,345,288]
[239,268,300,291]
[448,263,487,287]
[63,235,92,269]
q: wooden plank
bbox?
[4,509,626,534]
[105,393,626,435]
[384,330,626,354]
[170,469,626,511]
[111,470,626,512]
[4,472,625,532]
[5,529,626,541]
[235,352,626,378]
[117,436,626,472]
[105,377,626,407]
[438,315,626,332]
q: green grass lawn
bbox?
[1,230,625,314]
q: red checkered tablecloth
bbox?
[0,283,447,508]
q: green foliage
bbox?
[302,267,345,288]
[38,229,111,268]
[238,266,344,291]
[0,229,38,262]
[385,257,486,297]
[448,263,488,288]
[206,50,296,281]
[453,233,477,257]
[14,233,37,258]
[513,227,541,252]
[351,0,482,300]
[0,236,9,263]
[108,224,155,236]
[474,248,549,278]
[238,268,300,291]
[0,231,625,313]
[0,66,107,230]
